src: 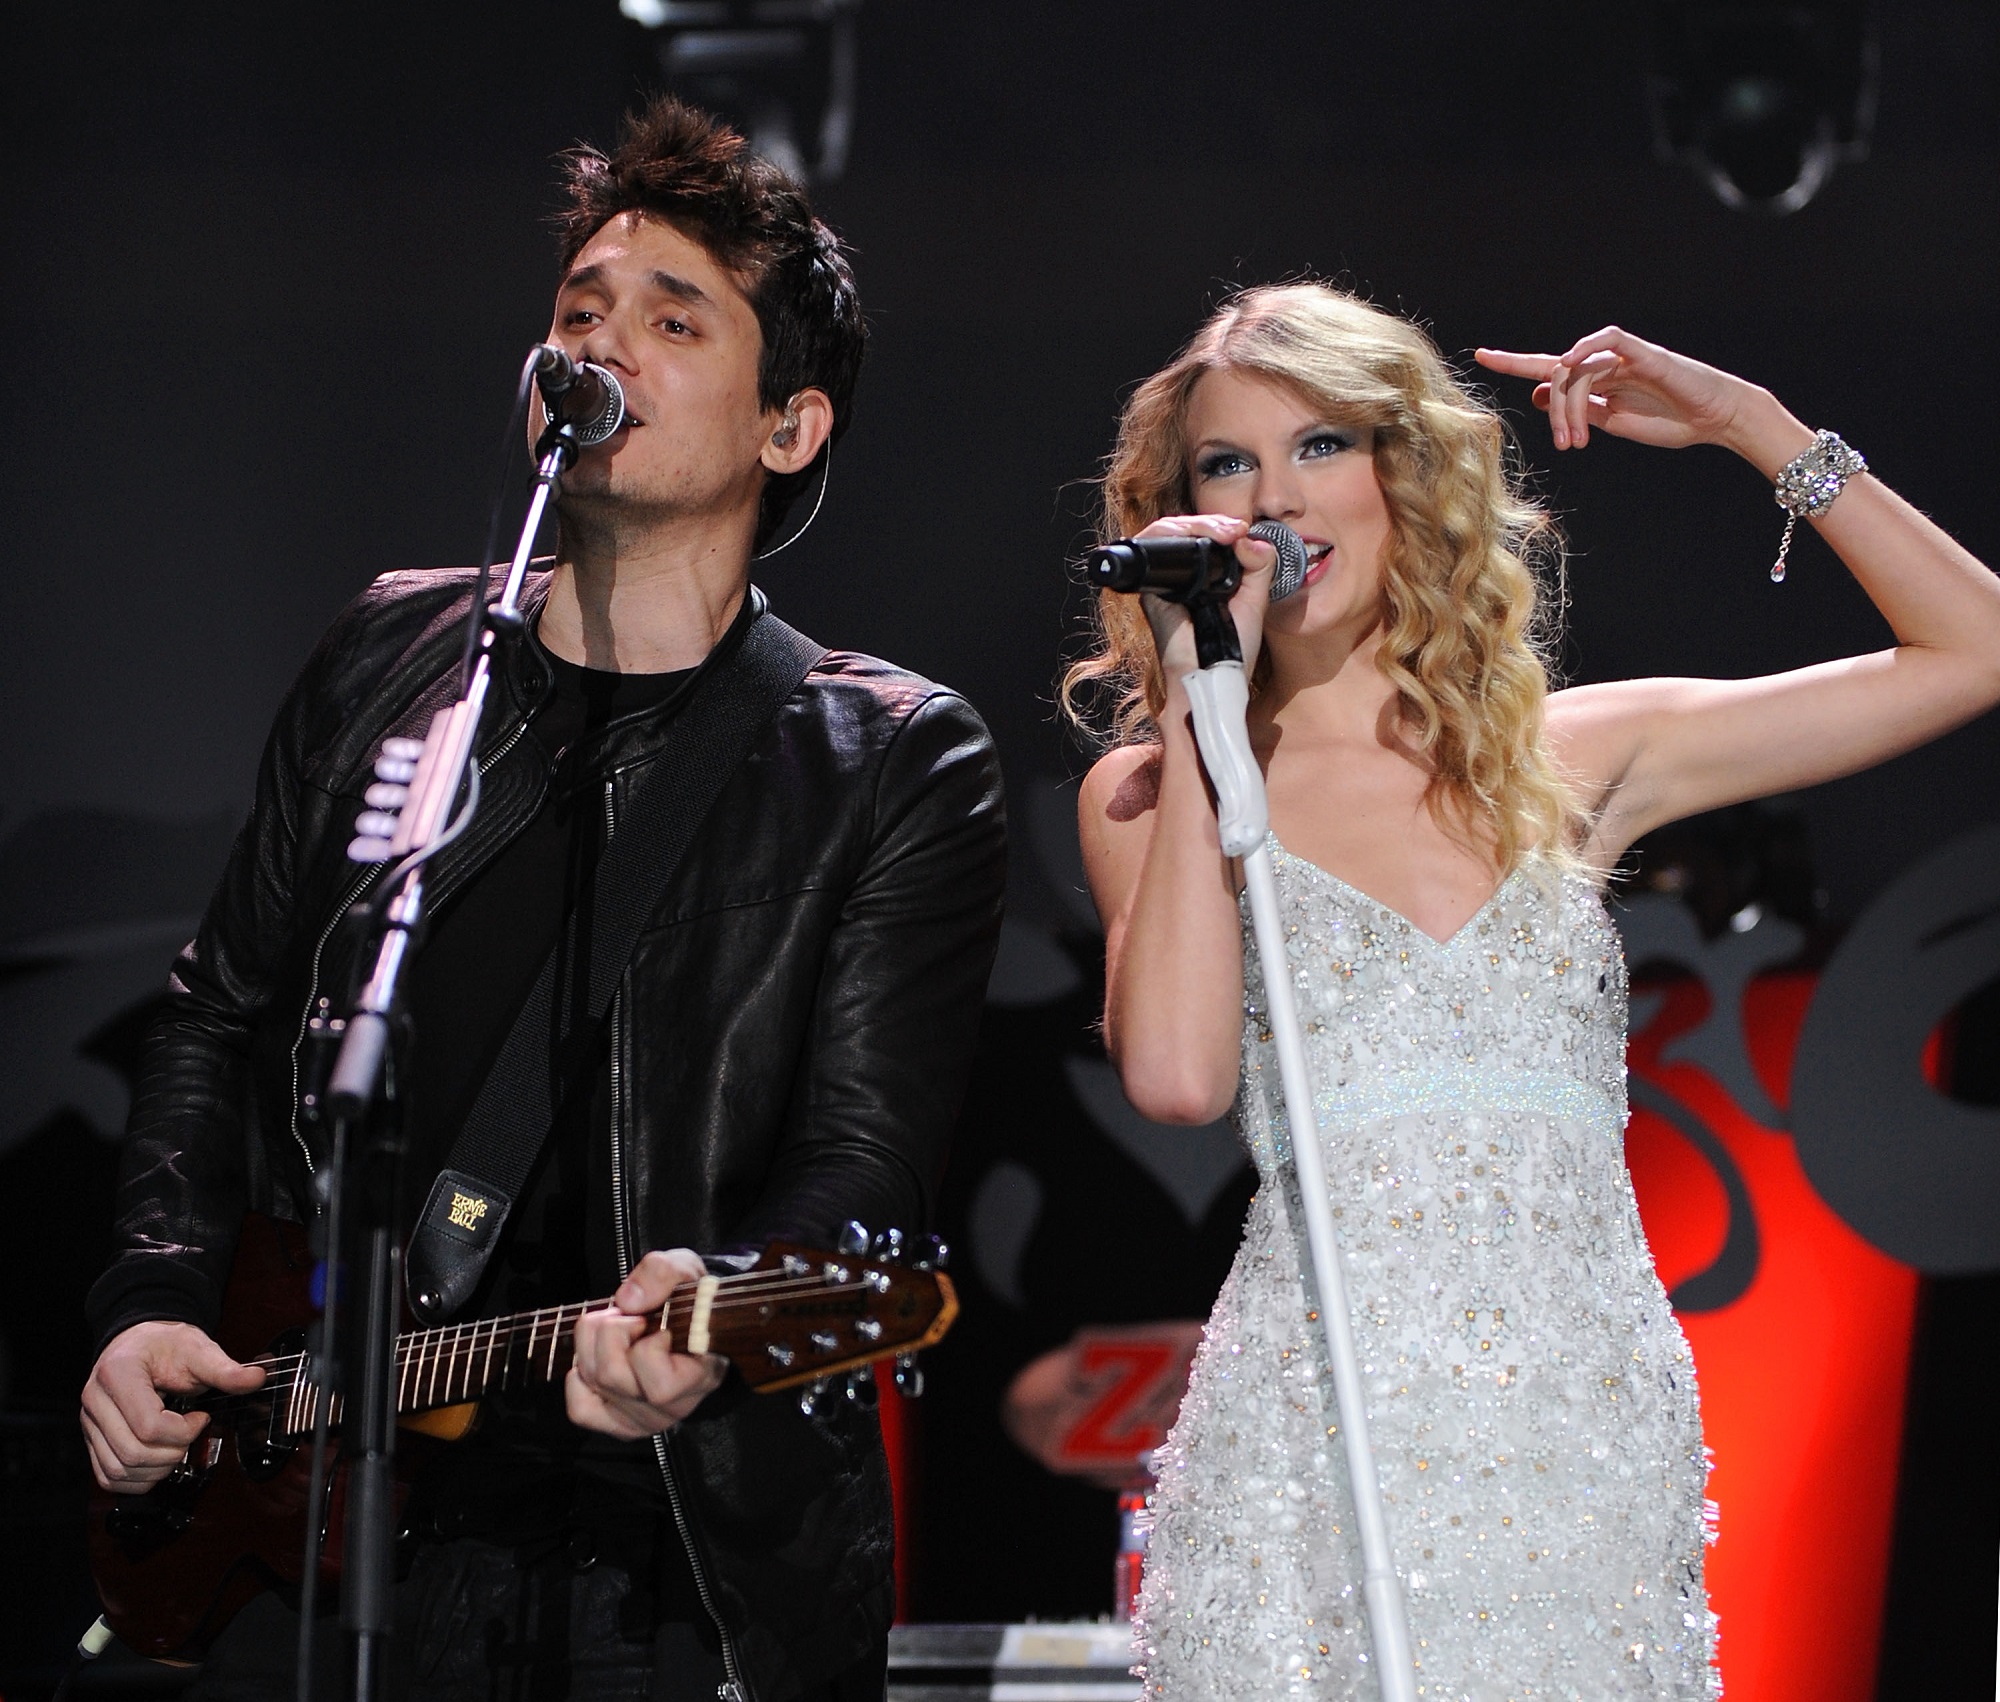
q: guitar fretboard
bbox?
[238,1266,849,1438]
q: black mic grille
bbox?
[531,344,628,448]
[565,366,627,447]
[1084,520,1312,604]
[1250,520,1310,602]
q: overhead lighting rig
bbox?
[619,0,862,184]
[1648,2,1877,215]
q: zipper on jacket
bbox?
[287,713,535,1184]
[607,980,750,1701]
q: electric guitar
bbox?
[86,1212,956,1659]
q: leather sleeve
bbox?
[732,689,1007,1253]
[83,607,363,1351]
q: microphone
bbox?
[1086,520,1311,605]
[530,344,628,447]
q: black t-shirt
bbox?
[401,648,694,1546]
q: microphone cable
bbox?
[458,349,544,693]
[49,1617,113,1702]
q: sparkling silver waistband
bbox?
[1256,1062,1626,1156]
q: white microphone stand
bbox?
[1180,618,1417,1702]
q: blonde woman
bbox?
[1071,285,2000,1698]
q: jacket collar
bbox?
[504,569,770,769]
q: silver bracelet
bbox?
[1771,429,1866,583]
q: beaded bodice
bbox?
[1135,839,1716,1701]
[1238,839,1630,1176]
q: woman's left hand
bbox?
[1475,328,1762,453]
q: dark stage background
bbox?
[3,4,1997,1698]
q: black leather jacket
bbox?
[86,567,1007,1701]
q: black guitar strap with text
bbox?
[405,594,826,1323]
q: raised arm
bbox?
[1478,329,2000,864]
[1080,517,1277,1125]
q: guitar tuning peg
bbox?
[845,1363,879,1410]
[870,1228,905,1263]
[835,1220,869,1258]
[892,1353,926,1400]
[912,1234,949,1272]
[799,1376,833,1418]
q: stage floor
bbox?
[890,1623,1139,1702]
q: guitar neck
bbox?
[263,1298,597,1439]
[258,1246,954,1439]
[395,1297,606,1415]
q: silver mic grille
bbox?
[1249,520,1310,602]
[570,363,628,447]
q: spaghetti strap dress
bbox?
[1134,840,1718,1701]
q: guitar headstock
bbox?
[704,1231,956,1401]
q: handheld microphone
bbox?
[1087,520,1311,605]
[529,344,628,447]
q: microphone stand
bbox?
[1177,596,1418,1702]
[302,415,583,1702]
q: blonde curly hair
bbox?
[1061,282,1581,873]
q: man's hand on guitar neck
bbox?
[81,1322,267,1493]
[568,1248,728,1439]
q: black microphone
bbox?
[530,344,628,447]
[1086,520,1310,605]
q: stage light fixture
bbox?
[1648,2,1877,215]
[619,0,861,184]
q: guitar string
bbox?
[229,1325,918,1435]
[239,1268,897,1384]
[204,1273,924,1411]
[248,1273,889,1390]
[243,1261,871,1398]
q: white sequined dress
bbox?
[1136,841,1717,1701]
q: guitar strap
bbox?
[404,592,826,1324]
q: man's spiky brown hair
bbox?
[554,96,866,546]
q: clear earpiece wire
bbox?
[753,446,833,562]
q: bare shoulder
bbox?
[1077,744,1162,919]
[1545,677,1691,778]
[1544,677,1649,739]
[1546,675,1715,856]
[1079,743,1162,831]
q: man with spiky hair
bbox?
[81,96,1005,1701]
